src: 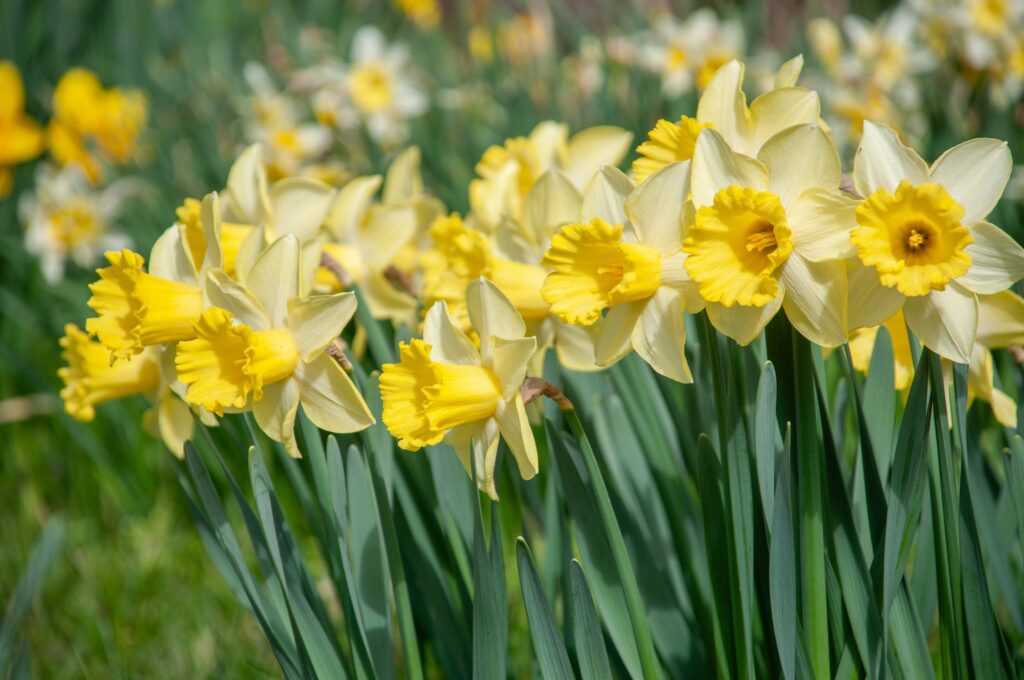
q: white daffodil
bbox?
[380,278,538,500]
[848,121,1024,363]
[542,161,703,382]
[21,164,135,283]
[175,234,373,456]
[684,125,857,347]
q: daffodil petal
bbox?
[446,418,501,500]
[254,379,301,457]
[226,144,271,224]
[853,121,929,197]
[295,354,374,433]
[757,124,839,208]
[774,55,804,88]
[625,160,691,256]
[692,128,769,208]
[234,225,265,283]
[248,234,300,328]
[287,292,358,362]
[466,278,526,359]
[903,282,977,364]
[595,300,645,366]
[524,169,582,243]
[362,204,418,269]
[780,255,847,347]
[383,146,423,205]
[423,301,478,365]
[361,270,418,327]
[270,178,336,243]
[149,225,195,283]
[956,221,1024,295]
[631,288,692,383]
[847,263,905,330]
[205,270,269,330]
[976,291,1024,348]
[200,193,223,273]
[696,60,752,151]
[749,88,821,153]
[495,395,539,480]
[582,166,632,226]
[157,392,194,459]
[786,188,858,261]
[929,138,1012,223]
[553,321,600,372]
[706,291,784,346]
[491,336,536,399]
[325,175,382,240]
[564,125,634,188]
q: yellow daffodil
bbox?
[685,126,857,346]
[380,278,537,499]
[848,121,1024,363]
[543,162,703,382]
[848,310,916,391]
[396,0,440,28]
[21,164,134,283]
[469,121,633,231]
[175,234,373,456]
[632,58,821,183]
[59,324,160,421]
[0,61,45,196]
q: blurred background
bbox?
[1,0,1022,675]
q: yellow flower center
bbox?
[972,0,1008,35]
[86,249,204,360]
[175,307,299,415]
[542,218,663,325]
[851,180,973,297]
[349,63,394,113]
[632,116,713,183]
[666,46,687,70]
[49,200,102,248]
[684,186,793,307]
[58,324,160,422]
[380,339,502,451]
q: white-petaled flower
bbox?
[21,164,134,283]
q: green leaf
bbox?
[568,560,611,680]
[472,492,507,680]
[769,425,797,680]
[517,538,575,680]
[862,326,897,478]
[696,434,735,680]
[755,361,779,530]
[1004,436,1024,571]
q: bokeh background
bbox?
[1,0,1022,675]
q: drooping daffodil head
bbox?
[849,121,1024,363]
[380,278,538,500]
[175,233,373,457]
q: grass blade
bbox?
[517,538,575,680]
[569,559,612,680]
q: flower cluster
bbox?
[59,57,1024,497]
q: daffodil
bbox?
[0,61,45,196]
[175,234,373,456]
[396,0,440,28]
[21,164,134,284]
[542,161,703,382]
[684,125,856,346]
[469,121,633,231]
[380,278,537,499]
[848,121,1024,363]
[631,57,818,182]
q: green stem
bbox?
[363,447,423,680]
[352,285,397,365]
[564,408,661,680]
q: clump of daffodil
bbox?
[175,234,373,456]
[469,120,633,232]
[848,121,1024,363]
[380,278,538,499]
[21,163,134,284]
[0,61,45,196]
[684,125,857,347]
[632,57,818,183]
[47,67,147,183]
[542,161,702,382]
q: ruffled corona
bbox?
[684,185,793,307]
[851,180,972,297]
[632,116,713,183]
[380,339,503,451]
[58,324,160,421]
[175,307,299,415]
[86,249,204,359]
[542,219,662,325]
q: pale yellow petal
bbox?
[691,129,769,208]
[423,301,478,365]
[757,124,839,208]
[956,221,1024,295]
[749,88,820,153]
[847,262,905,330]
[553,321,600,372]
[270,177,336,243]
[706,291,784,345]
[157,392,195,459]
[226,144,271,224]
[929,138,1012,223]
[523,169,582,244]
[287,292,357,362]
[361,204,418,269]
[774,55,804,88]
[149,225,194,283]
[247,234,300,327]
[786,189,858,261]
[780,254,847,347]
[976,291,1024,348]
[360,270,418,326]
[383,146,423,205]
[595,301,645,366]
[581,166,632,226]
[528,121,569,169]
[325,175,382,240]
[254,379,301,457]
[564,126,634,188]
[853,121,929,197]
[696,59,752,151]
[466,277,527,353]
[495,395,539,479]
[295,353,374,433]
[903,282,977,364]
[205,270,269,330]
[200,193,223,273]
[491,336,536,399]
[624,160,691,255]
[631,288,692,383]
